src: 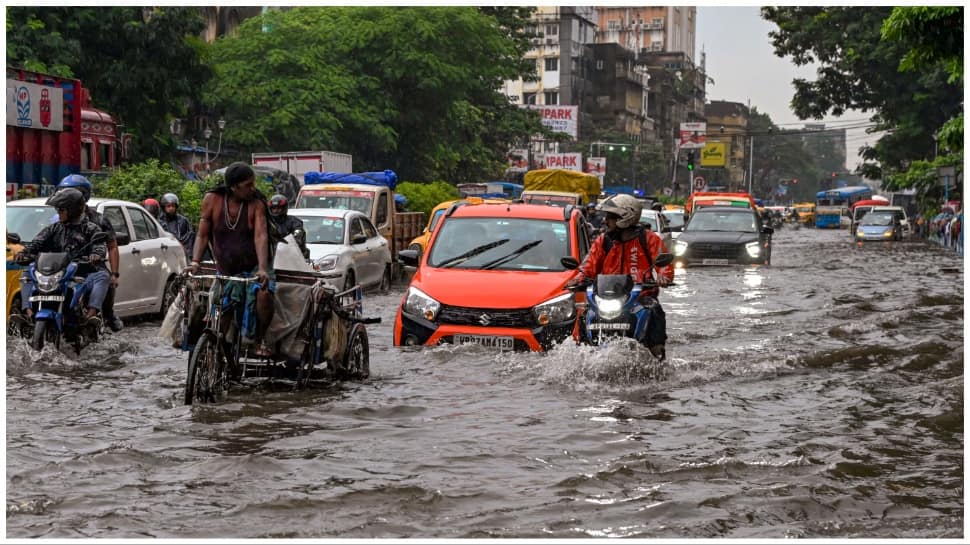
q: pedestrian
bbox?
[567,194,674,359]
[56,174,124,332]
[158,193,195,260]
[186,162,275,357]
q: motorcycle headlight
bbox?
[532,293,575,325]
[745,241,761,258]
[674,240,688,256]
[314,255,338,271]
[402,287,441,321]
[35,271,64,292]
[597,297,624,320]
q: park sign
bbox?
[700,142,727,167]
[523,104,579,139]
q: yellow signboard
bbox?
[701,142,727,168]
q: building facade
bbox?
[704,100,750,190]
[593,6,696,64]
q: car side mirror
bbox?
[398,249,419,267]
[762,226,774,235]
[7,232,21,245]
[352,235,367,245]
[654,253,674,267]
[560,256,580,270]
[115,233,131,246]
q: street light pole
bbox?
[748,134,754,194]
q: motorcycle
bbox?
[12,232,109,353]
[566,253,674,357]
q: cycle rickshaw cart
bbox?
[175,263,380,405]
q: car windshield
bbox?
[295,215,345,244]
[861,213,895,226]
[428,209,446,232]
[7,206,58,242]
[297,193,372,214]
[664,211,685,228]
[686,210,758,233]
[639,211,660,231]
[428,217,570,271]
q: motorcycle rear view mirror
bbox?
[654,253,674,267]
[560,256,580,270]
[7,232,21,245]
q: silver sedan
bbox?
[291,208,392,293]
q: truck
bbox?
[251,151,353,184]
[7,67,120,200]
[294,170,424,276]
[521,169,601,208]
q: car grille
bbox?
[438,305,535,328]
[690,242,741,259]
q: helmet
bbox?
[160,193,179,208]
[57,174,92,201]
[651,201,664,212]
[597,193,642,229]
[47,187,87,219]
[269,194,288,216]
[143,198,160,216]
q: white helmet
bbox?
[597,194,642,229]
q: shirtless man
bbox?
[186,162,275,355]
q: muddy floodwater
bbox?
[6,228,964,538]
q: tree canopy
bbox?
[204,6,543,183]
[6,7,212,160]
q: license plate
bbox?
[588,322,629,331]
[701,258,730,265]
[30,295,64,302]
[453,334,514,350]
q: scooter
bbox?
[12,232,108,353]
[566,253,674,357]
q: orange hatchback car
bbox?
[394,203,592,351]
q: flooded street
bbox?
[6,227,963,539]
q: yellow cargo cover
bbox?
[523,169,601,206]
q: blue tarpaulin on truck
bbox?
[303,170,398,190]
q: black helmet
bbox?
[160,193,179,208]
[47,187,86,219]
[269,194,288,216]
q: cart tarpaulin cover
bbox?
[303,170,398,191]
[264,282,316,361]
[522,169,602,205]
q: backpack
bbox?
[600,227,654,271]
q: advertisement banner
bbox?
[539,152,582,170]
[507,149,529,170]
[526,105,579,139]
[6,80,64,131]
[700,142,727,167]
[679,122,706,149]
[586,157,606,177]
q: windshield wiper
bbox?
[437,239,509,268]
[480,240,542,270]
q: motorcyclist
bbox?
[158,193,195,260]
[586,202,605,233]
[15,188,110,328]
[568,194,674,359]
[143,198,161,218]
[268,194,310,259]
[57,174,124,332]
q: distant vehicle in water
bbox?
[673,206,773,267]
[854,209,904,242]
[815,186,872,229]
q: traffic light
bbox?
[686,151,695,171]
[792,178,798,184]
[831,172,837,177]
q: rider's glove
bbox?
[656,275,672,287]
[89,254,102,264]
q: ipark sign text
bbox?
[527,105,578,139]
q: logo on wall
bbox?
[39,88,52,127]
[15,86,31,127]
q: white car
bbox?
[638,209,673,250]
[290,208,392,293]
[7,197,187,318]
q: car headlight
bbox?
[673,240,688,256]
[883,230,893,237]
[596,296,624,320]
[403,287,441,321]
[314,255,338,271]
[745,241,762,258]
[35,271,63,292]
[532,293,575,325]
[857,230,865,237]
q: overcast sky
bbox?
[696,6,874,171]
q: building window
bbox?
[545,24,558,36]
[544,57,558,72]
[596,59,604,70]
[607,19,619,30]
[544,91,558,105]
[523,93,537,105]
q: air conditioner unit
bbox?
[545,38,556,45]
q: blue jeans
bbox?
[21,269,111,313]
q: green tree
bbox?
[395,181,460,218]
[205,7,542,183]
[761,7,962,181]
[95,158,188,205]
[6,7,211,160]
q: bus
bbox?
[815,186,873,229]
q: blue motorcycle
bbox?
[13,232,108,353]
[566,253,673,357]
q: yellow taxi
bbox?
[793,202,816,225]
[407,196,509,256]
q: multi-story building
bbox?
[593,6,696,64]
[584,42,652,143]
[704,100,750,190]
